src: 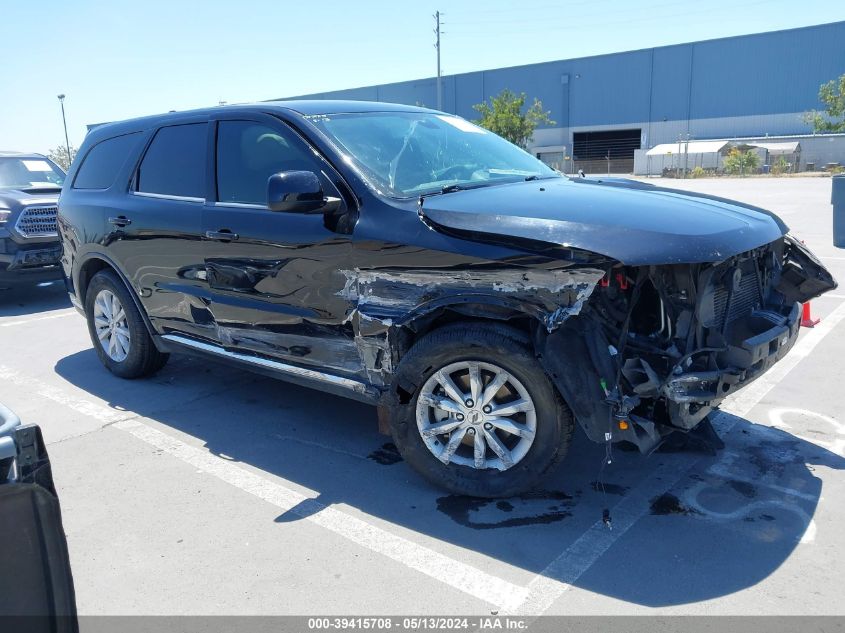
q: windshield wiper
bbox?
[418,177,541,200]
[418,183,480,199]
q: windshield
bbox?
[0,157,66,189]
[307,112,558,197]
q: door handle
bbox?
[108,216,131,227]
[205,229,239,241]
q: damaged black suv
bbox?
[59,101,836,497]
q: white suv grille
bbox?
[15,205,58,237]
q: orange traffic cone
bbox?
[801,301,820,328]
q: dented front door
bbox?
[201,114,363,377]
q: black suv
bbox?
[59,101,835,496]
[0,152,64,286]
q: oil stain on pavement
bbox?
[437,491,575,529]
[650,493,702,516]
[367,443,403,465]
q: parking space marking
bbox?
[680,444,820,544]
[505,298,845,616]
[681,478,817,544]
[0,310,77,327]
[707,449,818,502]
[0,364,131,425]
[0,362,526,607]
[112,417,528,607]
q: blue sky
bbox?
[3,0,844,154]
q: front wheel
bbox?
[389,324,574,497]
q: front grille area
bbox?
[14,205,58,237]
[711,273,762,328]
[702,257,764,330]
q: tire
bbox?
[84,269,169,378]
[390,323,574,498]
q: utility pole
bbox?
[434,10,442,111]
[57,94,71,169]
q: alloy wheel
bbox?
[93,289,131,362]
[415,360,537,471]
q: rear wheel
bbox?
[390,323,573,497]
[84,270,169,378]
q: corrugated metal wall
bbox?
[280,21,845,151]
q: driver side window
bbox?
[216,120,323,205]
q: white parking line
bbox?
[114,418,528,607]
[0,310,76,327]
[504,298,845,616]
[0,364,130,424]
[0,364,526,608]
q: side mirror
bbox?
[267,171,340,214]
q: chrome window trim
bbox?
[131,191,204,203]
[212,201,267,210]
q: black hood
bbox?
[419,177,788,265]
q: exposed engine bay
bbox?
[535,234,836,452]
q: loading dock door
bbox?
[573,129,641,174]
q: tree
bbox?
[472,89,555,148]
[723,148,761,176]
[47,145,77,172]
[803,74,845,133]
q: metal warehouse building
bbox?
[282,20,845,174]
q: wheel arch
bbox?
[394,294,545,348]
[376,297,547,412]
[76,253,163,349]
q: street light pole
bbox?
[57,94,71,168]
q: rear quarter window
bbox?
[72,132,142,190]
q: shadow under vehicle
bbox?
[57,101,836,497]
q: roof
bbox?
[747,141,801,154]
[261,100,432,115]
[84,100,435,140]
[646,139,804,157]
[646,141,732,156]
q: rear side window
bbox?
[137,123,207,198]
[73,132,142,189]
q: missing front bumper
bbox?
[664,302,801,429]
